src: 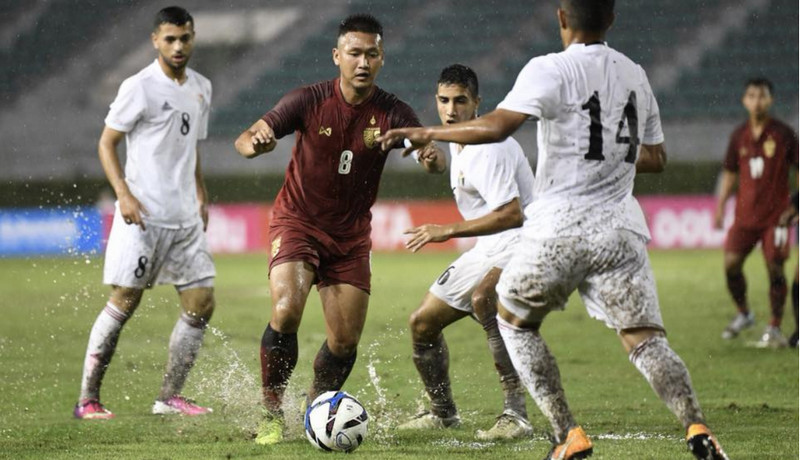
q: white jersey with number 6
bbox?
[498,42,663,240]
[105,60,212,228]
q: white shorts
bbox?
[429,245,514,313]
[497,229,664,332]
[103,210,215,290]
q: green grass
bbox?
[0,250,797,459]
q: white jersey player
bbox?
[378,2,727,459]
[74,7,216,420]
[396,65,536,441]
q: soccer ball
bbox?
[304,391,368,452]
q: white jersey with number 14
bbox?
[498,42,663,240]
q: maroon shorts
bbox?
[725,223,791,263]
[268,221,372,293]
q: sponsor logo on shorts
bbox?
[271,237,282,258]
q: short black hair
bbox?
[154,6,194,31]
[560,0,615,33]
[745,77,774,95]
[437,64,479,99]
[338,14,383,38]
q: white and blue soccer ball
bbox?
[304,391,368,452]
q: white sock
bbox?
[629,336,705,429]
[158,313,206,400]
[497,315,575,442]
[79,302,129,401]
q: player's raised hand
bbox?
[377,127,432,154]
[118,191,149,231]
[235,120,277,158]
[404,224,451,252]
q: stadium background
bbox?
[0,2,798,458]
[1,0,797,256]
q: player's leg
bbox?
[755,226,790,347]
[153,283,215,415]
[75,286,143,419]
[398,292,468,429]
[589,230,726,459]
[262,261,315,411]
[621,328,727,459]
[471,267,531,440]
[310,283,369,400]
[75,211,155,419]
[721,226,759,339]
[255,260,315,445]
[495,237,586,455]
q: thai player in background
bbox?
[714,77,799,348]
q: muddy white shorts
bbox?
[497,229,664,332]
[429,243,515,313]
[103,210,215,289]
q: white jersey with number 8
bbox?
[498,42,663,240]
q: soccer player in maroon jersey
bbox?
[714,77,799,347]
[234,14,445,445]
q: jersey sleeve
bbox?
[389,101,422,129]
[469,143,521,211]
[198,80,212,141]
[104,77,147,133]
[261,86,310,138]
[497,56,562,120]
[723,130,740,172]
[640,69,664,145]
[386,101,422,150]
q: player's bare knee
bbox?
[110,286,143,314]
[327,336,358,357]
[186,290,215,323]
[271,296,304,331]
[620,327,665,354]
[471,291,496,323]
[408,309,440,342]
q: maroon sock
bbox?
[768,275,787,328]
[260,324,298,412]
[310,341,356,401]
[725,272,748,313]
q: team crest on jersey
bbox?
[271,237,281,258]
[763,136,776,158]
[363,127,380,149]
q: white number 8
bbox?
[338,150,353,175]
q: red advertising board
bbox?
[97,196,791,254]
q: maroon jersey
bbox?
[724,118,799,228]
[262,78,420,240]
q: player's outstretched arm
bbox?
[98,126,148,230]
[378,109,529,153]
[234,119,277,158]
[404,198,523,252]
[713,170,738,229]
[636,143,667,174]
